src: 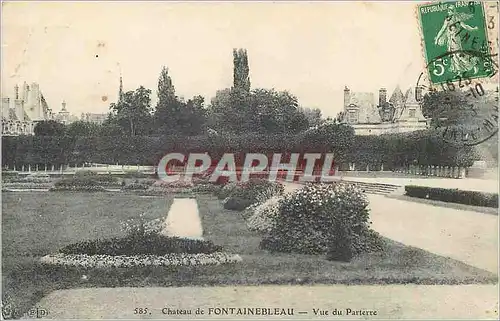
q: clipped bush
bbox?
[231,179,284,203]
[223,197,255,211]
[260,183,384,260]
[246,195,283,233]
[221,179,285,211]
[405,185,498,208]
[216,182,238,199]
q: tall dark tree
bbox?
[229,48,252,132]
[233,48,251,92]
[154,66,181,134]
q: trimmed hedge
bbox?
[405,185,498,208]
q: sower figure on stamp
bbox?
[434,5,479,76]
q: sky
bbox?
[1,1,427,118]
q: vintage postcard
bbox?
[1,1,499,320]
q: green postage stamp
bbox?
[417,1,496,85]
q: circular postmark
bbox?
[416,49,498,146]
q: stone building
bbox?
[81,112,108,124]
[1,82,54,136]
[340,85,428,135]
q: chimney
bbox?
[415,86,423,101]
[23,82,29,103]
[343,86,350,109]
[14,85,19,99]
[379,88,387,106]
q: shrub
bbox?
[405,185,498,208]
[231,179,284,203]
[216,182,238,199]
[59,235,223,256]
[246,195,283,233]
[221,179,285,211]
[75,171,119,185]
[223,197,254,211]
[260,183,384,260]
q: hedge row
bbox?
[405,185,498,208]
[2,126,479,169]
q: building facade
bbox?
[81,112,109,124]
[1,82,54,136]
[340,86,428,135]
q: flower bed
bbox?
[40,216,243,268]
[59,234,223,256]
[50,185,106,192]
[122,182,150,190]
[260,183,384,262]
[145,180,194,194]
[405,185,498,208]
[40,252,242,268]
[2,182,53,189]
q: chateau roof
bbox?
[389,86,404,105]
[346,92,375,107]
[404,88,418,104]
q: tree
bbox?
[233,48,251,92]
[157,66,177,107]
[207,88,232,132]
[300,107,323,127]
[154,66,182,134]
[228,48,252,133]
[65,121,100,137]
[176,95,207,136]
[110,86,153,136]
[34,120,66,136]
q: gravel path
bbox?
[367,194,498,273]
[160,198,203,240]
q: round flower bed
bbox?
[40,252,242,268]
[40,217,243,268]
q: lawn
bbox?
[2,191,497,319]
